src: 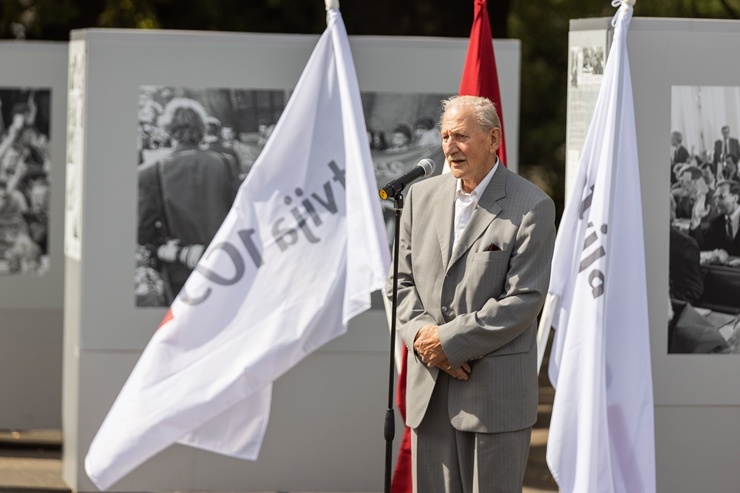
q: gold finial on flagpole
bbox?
[325,0,339,10]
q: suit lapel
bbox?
[434,174,456,267]
[447,166,507,271]
[732,219,740,253]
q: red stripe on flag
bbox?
[391,344,412,493]
[458,0,508,166]
[158,308,174,329]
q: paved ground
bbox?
[0,429,68,492]
[0,404,557,492]
[0,348,558,493]
[0,425,556,492]
[523,367,559,493]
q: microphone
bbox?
[378,158,436,200]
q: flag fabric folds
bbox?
[392,2,508,491]
[544,2,656,492]
[458,0,507,165]
[85,6,390,490]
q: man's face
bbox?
[715,184,739,215]
[722,127,730,139]
[679,171,693,187]
[441,105,499,186]
[29,183,48,210]
[671,133,679,146]
[390,131,408,148]
[221,127,234,142]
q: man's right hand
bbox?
[437,358,471,381]
[690,192,710,230]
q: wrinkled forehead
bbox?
[441,107,480,132]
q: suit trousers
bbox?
[411,373,531,493]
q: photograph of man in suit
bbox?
[670,130,690,184]
[671,130,690,165]
[690,179,740,259]
[713,125,740,170]
[389,95,556,492]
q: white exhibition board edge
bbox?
[0,41,67,309]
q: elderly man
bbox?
[389,95,556,492]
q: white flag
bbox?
[544,2,656,492]
[85,7,390,490]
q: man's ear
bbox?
[490,127,502,152]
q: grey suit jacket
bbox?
[390,165,556,433]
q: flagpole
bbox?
[384,195,403,493]
[326,0,400,488]
[546,0,656,490]
[535,293,558,373]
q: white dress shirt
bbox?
[452,160,499,250]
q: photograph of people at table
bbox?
[669,85,740,354]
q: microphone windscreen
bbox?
[418,158,436,177]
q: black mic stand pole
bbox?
[384,193,403,493]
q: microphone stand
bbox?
[384,193,403,493]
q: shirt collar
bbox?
[730,204,740,223]
[456,158,499,199]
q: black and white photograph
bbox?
[135,86,450,307]
[565,30,608,197]
[568,44,604,89]
[363,92,450,245]
[0,88,52,277]
[668,85,740,354]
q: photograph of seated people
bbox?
[668,86,740,352]
[365,93,450,245]
[668,99,740,353]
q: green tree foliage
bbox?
[0,0,736,217]
[0,0,83,39]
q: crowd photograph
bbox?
[0,88,51,277]
[669,85,740,354]
[135,87,448,307]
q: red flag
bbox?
[459,0,507,165]
[390,344,412,492]
[391,3,507,492]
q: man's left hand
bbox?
[414,325,471,380]
[414,324,447,367]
